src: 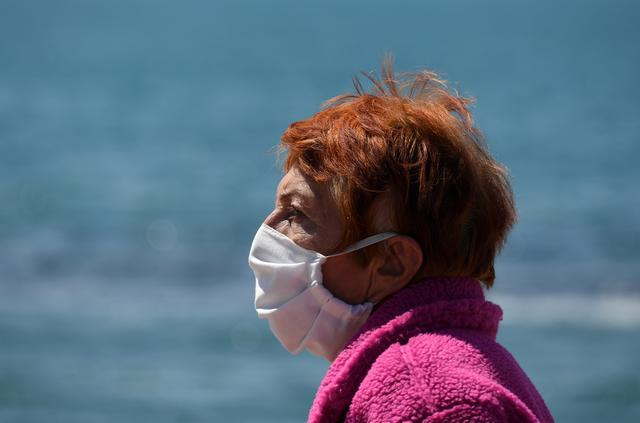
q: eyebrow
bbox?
[279,183,304,200]
[280,190,308,206]
[278,189,315,214]
[278,189,295,202]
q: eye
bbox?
[287,206,307,223]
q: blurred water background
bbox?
[0,0,639,421]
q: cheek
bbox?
[321,255,372,305]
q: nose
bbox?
[263,209,280,230]
[262,209,292,240]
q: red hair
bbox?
[280,59,516,288]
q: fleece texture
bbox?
[308,277,554,422]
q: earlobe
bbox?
[369,236,423,303]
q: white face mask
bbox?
[248,223,397,361]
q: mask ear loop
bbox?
[363,269,378,306]
[326,232,398,258]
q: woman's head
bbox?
[266,59,516,304]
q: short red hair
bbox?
[280,59,516,288]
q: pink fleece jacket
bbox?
[308,277,554,422]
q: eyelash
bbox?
[287,206,306,222]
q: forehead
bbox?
[277,167,329,203]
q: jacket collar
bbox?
[308,277,502,423]
[359,276,488,336]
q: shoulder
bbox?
[346,331,543,422]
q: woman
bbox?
[248,60,554,422]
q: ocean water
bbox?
[0,0,639,421]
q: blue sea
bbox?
[0,0,639,421]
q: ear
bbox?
[368,235,423,303]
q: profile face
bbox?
[263,166,377,305]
